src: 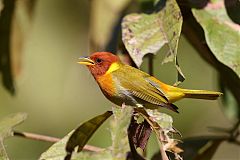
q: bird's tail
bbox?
[182,89,222,100]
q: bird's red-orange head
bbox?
[78,52,121,78]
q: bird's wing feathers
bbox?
[112,65,169,105]
[144,77,168,102]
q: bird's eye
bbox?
[96,58,103,63]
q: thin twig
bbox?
[14,131,60,143]
[13,131,103,152]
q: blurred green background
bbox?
[0,0,238,159]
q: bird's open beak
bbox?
[77,57,95,66]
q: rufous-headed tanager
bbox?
[78,52,222,113]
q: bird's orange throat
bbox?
[88,62,121,98]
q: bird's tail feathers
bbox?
[182,89,222,100]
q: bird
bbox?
[78,52,222,113]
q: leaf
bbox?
[152,136,225,160]
[39,131,72,160]
[134,108,169,160]
[73,150,112,160]
[220,86,239,120]
[145,109,173,132]
[110,106,132,159]
[89,0,131,52]
[40,107,133,160]
[40,110,112,160]
[127,117,150,160]
[122,0,185,83]
[0,0,3,16]
[182,136,224,160]
[0,113,27,160]
[39,131,111,160]
[128,118,152,150]
[0,141,9,160]
[194,139,223,160]
[65,111,112,159]
[11,0,36,78]
[146,109,183,157]
[192,1,240,78]
[0,112,27,140]
[0,0,15,94]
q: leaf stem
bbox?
[13,131,103,152]
[148,54,154,76]
[229,120,240,142]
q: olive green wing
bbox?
[111,65,178,112]
[112,65,169,105]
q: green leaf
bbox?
[145,109,182,155]
[39,131,112,160]
[135,108,183,159]
[73,150,112,160]
[40,111,112,160]
[192,1,240,78]
[110,106,132,159]
[0,141,9,160]
[0,113,27,160]
[145,109,173,132]
[65,111,112,159]
[39,131,72,160]
[122,0,185,83]
[221,87,238,120]
[0,112,27,140]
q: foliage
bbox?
[192,1,240,78]
[40,107,132,160]
[0,113,27,159]
[0,0,239,159]
[122,0,185,84]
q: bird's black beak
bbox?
[78,56,95,66]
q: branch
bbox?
[13,131,103,152]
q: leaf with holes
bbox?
[122,0,185,83]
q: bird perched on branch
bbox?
[78,52,222,113]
